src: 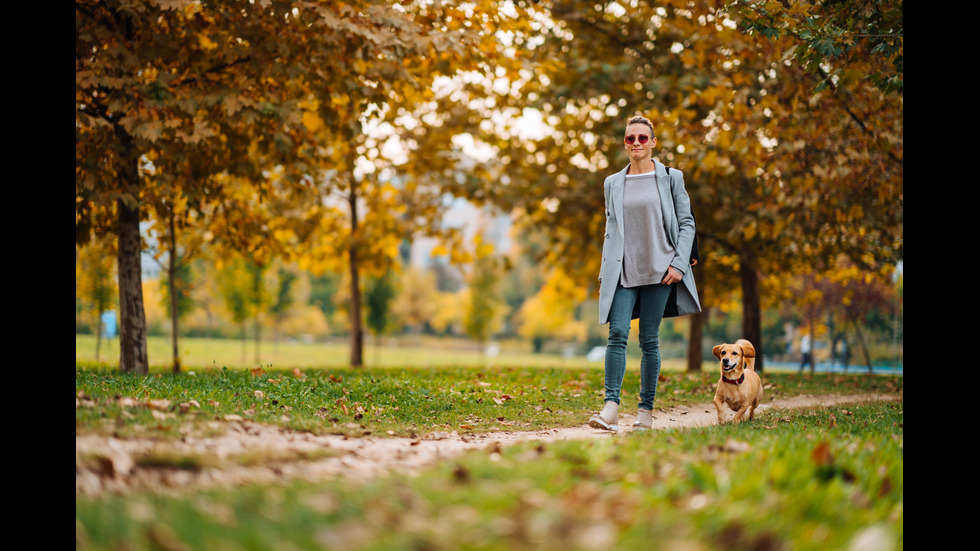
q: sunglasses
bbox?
[624,134,651,144]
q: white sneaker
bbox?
[633,408,653,430]
[589,401,619,431]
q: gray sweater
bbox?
[620,171,676,288]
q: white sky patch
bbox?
[452,132,496,163]
[514,108,547,141]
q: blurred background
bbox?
[76,0,903,374]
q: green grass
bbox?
[76,401,903,550]
[76,337,903,550]
[75,362,902,439]
[75,334,611,370]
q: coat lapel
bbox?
[654,160,678,247]
[611,166,628,239]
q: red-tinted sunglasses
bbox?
[624,134,651,144]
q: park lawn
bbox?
[75,398,903,550]
[75,334,609,370]
[75,362,901,438]
[76,356,902,550]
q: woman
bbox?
[590,115,701,431]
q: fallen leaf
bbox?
[147,399,171,411]
[118,397,139,408]
[811,441,834,467]
[723,439,752,454]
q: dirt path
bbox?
[76,393,901,497]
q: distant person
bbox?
[799,335,812,372]
[590,115,701,431]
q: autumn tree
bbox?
[463,248,508,352]
[216,258,272,365]
[517,268,588,353]
[263,1,517,367]
[76,237,117,362]
[269,265,299,352]
[812,259,900,372]
[365,269,398,364]
[157,253,194,371]
[734,0,903,94]
[77,0,324,373]
[407,0,902,370]
[392,267,439,335]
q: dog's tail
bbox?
[736,339,756,371]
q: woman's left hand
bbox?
[661,266,683,285]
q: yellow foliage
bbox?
[197,34,218,51]
[429,292,466,335]
[517,268,588,342]
[279,305,331,339]
[301,102,325,133]
[141,278,168,331]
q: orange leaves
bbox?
[810,440,834,467]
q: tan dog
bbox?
[712,339,763,424]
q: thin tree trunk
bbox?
[853,322,874,374]
[687,311,704,372]
[739,249,764,372]
[168,210,181,373]
[95,316,104,363]
[348,181,364,368]
[686,262,705,373]
[116,132,149,375]
[241,322,247,366]
[254,314,261,366]
[808,323,817,374]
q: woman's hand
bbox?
[661,266,683,285]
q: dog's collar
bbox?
[722,373,745,385]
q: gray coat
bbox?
[598,160,702,324]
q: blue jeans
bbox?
[604,283,673,411]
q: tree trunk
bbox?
[168,210,181,373]
[853,322,874,374]
[739,249,764,372]
[348,181,364,368]
[254,313,261,366]
[686,262,706,373]
[95,316,104,363]
[116,135,149,375]
[240,321,247,366]
[808,323,817,374]
[686,310,704,372]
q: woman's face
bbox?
[624,123,656,161]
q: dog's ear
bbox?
[735,339,756,359]
[712,344,723,359]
